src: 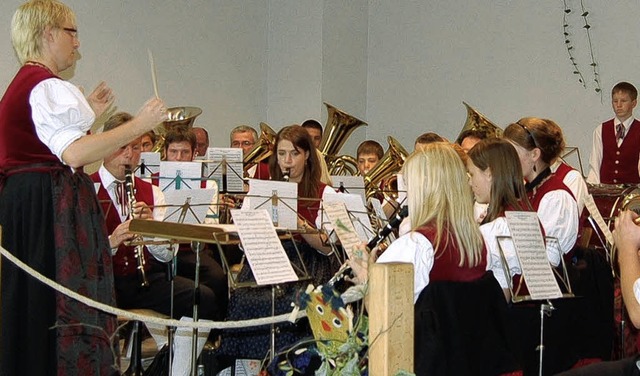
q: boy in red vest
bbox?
[587,82,640,184]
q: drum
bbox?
[583,183,639,249]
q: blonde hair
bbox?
[403,142,484,267]
[11,0,76,64]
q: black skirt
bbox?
[0,167,118,376]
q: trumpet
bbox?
[124,165,150,288]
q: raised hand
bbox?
[86,81,115,118]
[135,97,169,131]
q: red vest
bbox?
[91,172,159,277]
[600,119,640,184]
[253,160,271,180]
[298,182,327,226]
[0,66,60,169]
[528,172,575,211]
[415,225,487,282]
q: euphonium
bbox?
[364,136,408,201]
[151,106,203,158]
[319,102,367,175]
[243,122,276,175]
[124,165,150,288]
[455,102,502,144]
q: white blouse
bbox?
[480,217,520,290]
[377,231,435,303]
[29,78,95,162]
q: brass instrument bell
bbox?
[243,122,277,173]
[364,136,409,200]
[320,102,367,175]
[455,102,502,144]
[151,106,202,157]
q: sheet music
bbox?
[171,316,212,376]
[330,175,366,203]
[323,201,362,258]
[505,211,562,300]
[205,147,245,193]
[231,209,298,285]
[137,152,161,178]
[584,193,614,245]
[242,179,298,230]
[322,191,373,241]
[163,189,217,224]
[159,161,203,192]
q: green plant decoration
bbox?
[563,0,602,101]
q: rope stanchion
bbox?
[0,244,363,331]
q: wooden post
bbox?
[368,262,414,376]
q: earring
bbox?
[533,164,537,173]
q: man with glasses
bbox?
[230,124,269,179]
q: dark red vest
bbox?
[298,182,327,226]
[600,119,640,184]
[91,172,159,277]
[528,172,575,211]
[0,66,60,169]
[253,160,271,180]
[415,224,487,282]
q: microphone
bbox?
[367,206,408,249]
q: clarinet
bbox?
[367,205,409,249]
[124,165,150,288]
[329,206,409,285]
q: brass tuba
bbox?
[152,106,203,157]
[319,102,367,175]
[610,188,640,277]
[455,102,502,144]
[243,122,277,174]
[364,136,409,201]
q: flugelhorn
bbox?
[243,122,276,174]
[320,102,367,175]
[455,102,502,144]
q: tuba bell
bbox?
[319,102,367,175]
[243,122,277,175]
[152,106,203,157]
[364,136,409,201]
[455,102,502,144]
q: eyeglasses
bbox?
[61,27,78,38]
[231,141,255,147]
[516,122,540,149]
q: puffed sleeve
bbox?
[377,232,435,303]
[29,78,96,162]
[537,190,579,266]
[480,217,521,289]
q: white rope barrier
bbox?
[0,244,364,330]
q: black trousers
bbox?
[114,260,219,321]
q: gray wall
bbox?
[1,0,639,171]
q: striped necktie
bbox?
[616,123,626,141]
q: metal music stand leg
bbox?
[190,241,203,376]
[271,285,276,362]
[537,301,555,376]
[167,252,177,376]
